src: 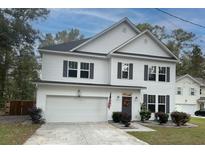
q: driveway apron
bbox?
[24,123,148,145]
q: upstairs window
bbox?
[148,95,156,112]
[159,67,166,82]
[80,62,94,79]
[117,62,133,80]
[122,63,129,79]
[191,88,195,96]
[80,62,90,78]
[177,87,182,95]
[68,61,78,77]
[148,66,156,81]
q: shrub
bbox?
[155,112,169,124]
[140,104,151,122]
[121,113,131,127]
[140,110,151,122]
[171,111,190,126]
[112,112,122,123]
[28,107,45,124]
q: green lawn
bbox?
[128,117,205,145]
[0,123,40,145]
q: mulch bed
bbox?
[110,122,137,129]
[138,120,198,128]
[0,115,31,124]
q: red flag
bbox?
[108,93,111,109]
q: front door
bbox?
[122,96,132,119]
[200,103,204,110]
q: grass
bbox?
[128,117,205,145]
[0,123,40,145]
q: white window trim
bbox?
[68,61,78,78]
[177,87,182,95]
[148,66,156,81]
[158,95,166,113]
[147,95,156,112]
[121,63,130,79]
[190,88,195,96]
[158,67,167,82]
[80,62,90,79]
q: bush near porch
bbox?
[128,117,205,145]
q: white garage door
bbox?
[45,96,107,122]
[176,104,197,115]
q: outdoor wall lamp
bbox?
[135,96,138,101]
[116,96,120,101]
[77,89,81,97]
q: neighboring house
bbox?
[36,17,178,122]
[176,74,205,115]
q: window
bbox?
[158,95,166,112]
[148,95,156,112]
[121,63,129,79]
[191,88,195,96]
[80,62,90,78]
[158,67,166,82]
[118,63,133,80]
[68,61,78,77]
[177,87,182,95]
[148,66,156,81]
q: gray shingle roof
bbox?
[194,77,205,85]
[176,74,205,86]
[40,38,90,52]
[198,97,205,101]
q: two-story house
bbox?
[176,74,205,115]
[36,17,178,122]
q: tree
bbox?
[40,28,84,47]
[167,29,195,57]
[55,28,84,43]
[0,9,49,105]
[12,47,40,100]
[39,33,55,48]
[189,45,205,78]
[136,23,168,41]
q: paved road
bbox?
[24,123,148,145]
[0,115,30,124]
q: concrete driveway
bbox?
[24,123,148,145]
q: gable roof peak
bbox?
[177,74,205,86]
[70,17,141,52]
[108,29,178,60]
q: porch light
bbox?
[77,89,81,97]
[117,96,120,101]
[135,96,138,101]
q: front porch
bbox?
[197,97,205,110]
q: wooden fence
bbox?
[5,100,36,115]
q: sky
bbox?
[32,8,205,51]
